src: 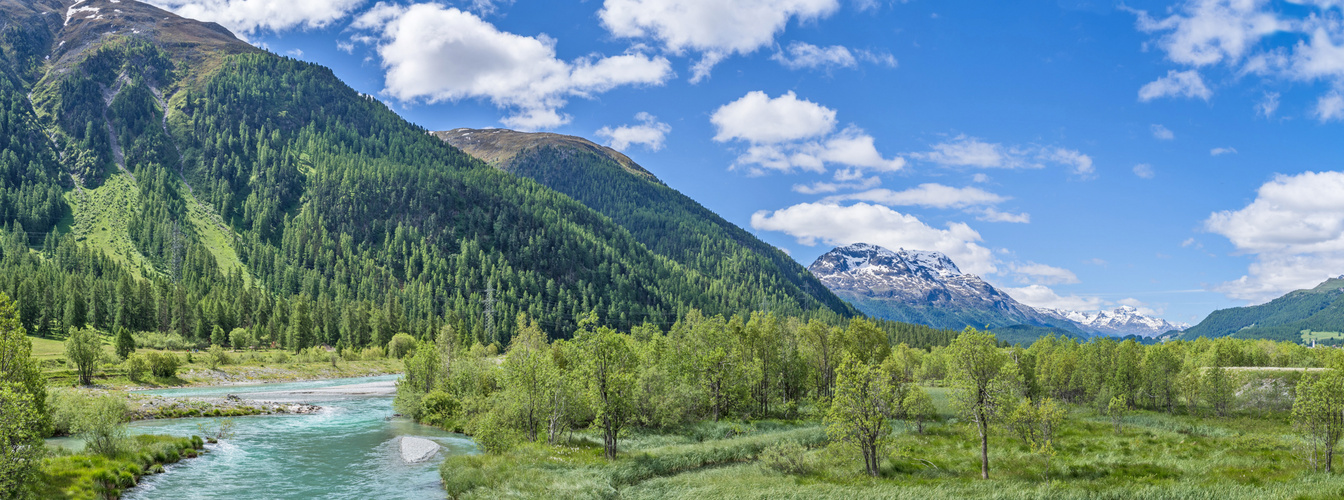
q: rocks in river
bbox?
[399,436,440,463]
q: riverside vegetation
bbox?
[395,310,1344,499]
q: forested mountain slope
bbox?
[1179,277,1344,343]
[435,128,855,317]
[0,0,857,349]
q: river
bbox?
[114,375,476,499]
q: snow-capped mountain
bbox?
[807,243,1080,334]
[1038,306,1189,338]
[808,243,1186,339]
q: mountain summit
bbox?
[1039,306,1187,338]
[808,243,1076,334]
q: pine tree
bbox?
[114,327,135,360]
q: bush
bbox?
[388,333,417,359]
[421,390,462,431]
[115,327,136,360]
[229,328,250,351]
[759,440,812,475]
[132,332,190,351]
[271,351,290,364]
[361,346,386,361]
[145,352,181,378]
[49,390,128,456]
[206,345,231,369]
[123,353,148,382]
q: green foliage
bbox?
[114,327,135,360]
[759,439,813,475]
[947,327,1011,479]
[37,434,204,500]
[206,344,230,369]
[123,353,148,382]
[228,327,250,351]
[1292,371,1344,472]
[49,390,128,457]
[825,355,900,476]
[902,386,935,434]
[64,326,102,386]
[0,382,43,496]
[387,333,417,359]
[1181,278,1344,342]
[1108,395,1129,435]
[145,351,181,378]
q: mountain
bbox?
[807,243,1084,337]
[0,0,860,347]
[1179,277,1344,343]
[1039,306,1187,338]
[434,128,855,317]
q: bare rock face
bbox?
[399,436,440,463]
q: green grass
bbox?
[440,395,1344,499]
[35,434,205,499]
[1300,330,1344,342]
[64,173,152,273]
[181,187,251,283]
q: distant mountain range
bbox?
[808,243,1184,339]
[1178,277,1344,343]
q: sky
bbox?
[141,0,1344,326]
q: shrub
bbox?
[115,327,136,360]
[145,352,181,378]
[132,332,190,351]
[229,328,250,351]
[49,390,128,456]
[206,345,230,369]
[421,390,462,431]
[124,353,148,381]
[271,351,290,364]
[65,326,102,386]
[760,440,812,475]
[361,346,386,361]
[388,333,417,359]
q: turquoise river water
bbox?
[106,375,475,499]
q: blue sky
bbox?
[144,0,1344,325]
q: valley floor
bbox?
[441,390,1343,500]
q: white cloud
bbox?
[352,4,671,130]
[826,183,1007,209]
[1129,1,1344,114]
[1009,262,1080,285]
[711,91,836,143]
[1133,163,1155,179]
[1258,91,1280,117]
[911,135,1094,178]
[772,42,855,69]
[771,41,896,70]
[596,112,671,151]
[1003,284,1104,311]
[751,202,997,275]
[711,91,901,173]
[285,48,304,57]
[1315,91,1344,122]
[1210,147,1238,156]
[1130,0,1282,67]
[971,173,990,183]
[599,0,841,82]
[1151,124,1175,140]
[145,0,366,35]
[1138,69,1212,101]
[1206,170,1344,302]
[792,176,881,194]
[977,207,1030,224]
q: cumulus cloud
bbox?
[977,208,1030,224]
[1138,69,1212,101]
[1206,170,1344,302]
[771,41,897,70]
[352,4,671,129]
[826,184,1007,209]
[751,202,997,275]
[792,175,881,194]
[596,112,672,151]
[1211,147,1238,156]
[599,0,840,81]
[1009,262,1081,285]
[1316,91,1344,122]
[1133,163,1155,179]
[911,135,1094,178]
[145,0,366,34]
[1003,284,1105,311]
[1151,124,1175,140]
[711,91,902,174]
[1129,1,1344,112]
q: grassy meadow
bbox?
[439,388,1344,500]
